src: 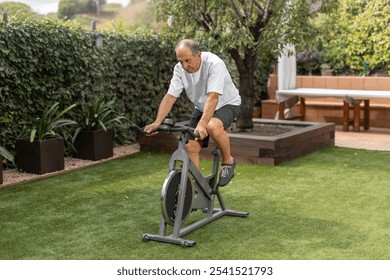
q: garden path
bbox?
[335,126,390,151]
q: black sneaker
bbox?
[218,159,236,186]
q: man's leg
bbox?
[187,117,233,169]
[186,105,238,185]
[206,118,233,164]
[186,109,204,169]
[207,117,236,186]
[186,140,202,169]
[208,105,239,186]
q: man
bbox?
[144,39,241,186]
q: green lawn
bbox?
[0,147,389,260]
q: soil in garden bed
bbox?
[231,123,304,136]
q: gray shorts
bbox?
[187,104,240,147]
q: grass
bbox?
[0,147,389,260]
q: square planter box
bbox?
[0,155,3,185]
[73,129,113,161]
[16,138,65,175]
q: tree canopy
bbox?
[0,1,37,19]
[317,0,389,75]
[58,0,106,18]
[155,0,338,129]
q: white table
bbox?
[276,88,390,132]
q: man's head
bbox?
[175,39,201,73]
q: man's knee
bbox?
[186,140,201,155]
[206,118,224,133]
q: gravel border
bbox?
[1,143,140,189]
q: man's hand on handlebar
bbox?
[194,122,208,141]
[136,119,200,139]
[144,122,161,136]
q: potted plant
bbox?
[0,145,14,185]
[73,97,128,161]
[16,102,77,175]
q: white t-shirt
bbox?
[167,52,241,111]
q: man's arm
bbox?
[195,92,219,139]
[144,93,177,134]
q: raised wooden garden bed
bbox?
[138,119,335,166]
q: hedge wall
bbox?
[0,17,192,153]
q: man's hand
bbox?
[144,122,161,136]
[194,92,218,140]
[194,120,208,140]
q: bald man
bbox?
[144,39,241,186]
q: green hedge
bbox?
[0,17,192,154]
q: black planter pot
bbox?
[74,129,113,161]
[0,155,3,185]
[16,138,65,175]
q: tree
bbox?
[318,0,390,75]
[0,1,37,18]
[87,0,106,16]
[58,0,87,18]
[155,0,338,129]
[58,0,106,18]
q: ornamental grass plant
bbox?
[0,147,389,260]
[20,102,77,142]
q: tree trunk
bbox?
[229,48,256,130]
[236,71,255,130]
[95,0,101,17]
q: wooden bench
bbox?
[276,88,390,132]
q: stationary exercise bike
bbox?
[133,119,248,247]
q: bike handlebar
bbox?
[165,126,199,139]
[131,122,200,139]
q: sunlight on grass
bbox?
[0,148,389,260]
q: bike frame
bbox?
[142,128,248,247]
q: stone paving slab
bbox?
[335,126,390,151]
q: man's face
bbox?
[176,47,201,73]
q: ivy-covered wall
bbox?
[0,17,192,152]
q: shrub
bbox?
[0,16,192,154]
[317,0,390,75]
